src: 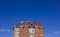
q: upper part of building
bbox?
[13,21,44,29]
[12,21,44,37]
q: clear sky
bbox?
[0,0,60,37]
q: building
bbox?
[12,21,44,37]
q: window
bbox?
[14,28,20,32]
[29,35,34,37]
[29,24,34,28]
[14,32,19,37]
[29,28,35,37]
[28,33,34,37]
[41,34,43,36]
[29,28,34,33]
[24,24,28,27]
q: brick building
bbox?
[12,21,44,37]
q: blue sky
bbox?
[0,0,60,37]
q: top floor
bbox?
[13,21,44,29]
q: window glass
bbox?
[29,28,34,33]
